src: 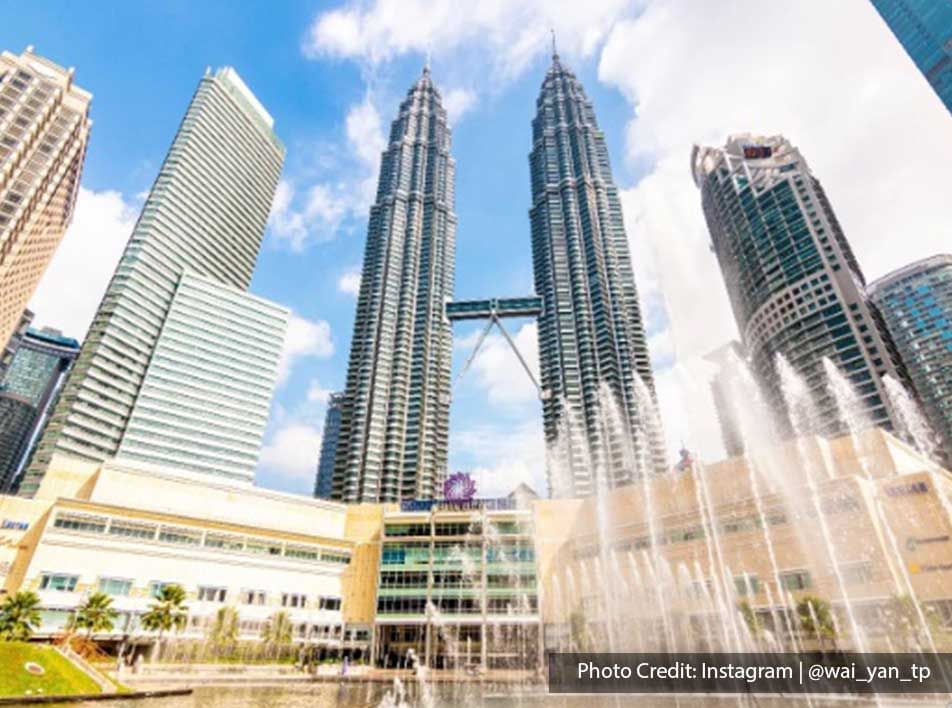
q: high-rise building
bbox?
[314,391,344,499]
[703,341,747,459]
[529,52,664,498]
[115,271,288,483]
[869,0,952,115]
[693,134,906,437]
[0,309,33,380]
[0,327,79,491]
[0,47,91,349]
[19,67,285,496]
[332,67,456,503]
[868,255,952,464]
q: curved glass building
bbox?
[693,134,906,438]
[868,255,952,464]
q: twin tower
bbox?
[329,55,665,504]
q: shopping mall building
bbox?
[2,428,951,666]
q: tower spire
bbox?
[550,28,558,60]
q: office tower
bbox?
[314,391,344,499]
[530,51,664,498]
[332,67,456,503]
[19,67,284,496]
[693,134,906,437]
[0,309,33,379]
[0,327,80,491]
[0,47,91,349]
[115,272,288,483]
[868,255,952,464]
[703,341,747,458]
[870,0,952,115]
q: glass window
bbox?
[197,586,227,602]
[39,573,78,592]
[281,593,307,608]
[98,577,133,596]
[240,589,267,605]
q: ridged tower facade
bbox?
[332,67,456,503]
[530,53,665,498]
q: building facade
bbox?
[314,392,344,499]
[115,271,288,483]
[529,52,664,498]
[0,47,91,349]
[332,67,456,503]
[20,67,285,496]
[868,254,952,464]
[870,0,952,115]
[0,327,79,492]
[693,134,906,438]
[1,456,359,656]
[3,428,952,667]
[0,309,33,380]
[372,501,540,670]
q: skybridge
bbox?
[445,295,550,400]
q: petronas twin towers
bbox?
[329,55,663,503]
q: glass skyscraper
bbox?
[693,134,906,437]
[0,327,79,491]
[870,0,952,115]
[529,52,664,498]
[314,391,343,499]
[0,47,91,350]
[116,271,288,483]
[868,255,952,464]
[20,67,285,496]
[332,67,456,503]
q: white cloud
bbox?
[600,0,952,364]
[268,94,386,251]
[443,87,477,125]
[277,314,334,385]
[456,321,540,406]
[258,423,322,481]
[28,187,137,338]
[304,0,635,78]
[337,268,362,297]
[306,378,334,404]
[451,417,546,498]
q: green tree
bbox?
[738,600,762,639]
[73,592,119,639]
[0,590,42,641]
[208,606,239,649]
[141,584,188,647]
[261,610,293,645]
[797,596,837,648]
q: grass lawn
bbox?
[0,642,101,698]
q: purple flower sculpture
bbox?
[443,471,477,502]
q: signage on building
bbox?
[399,498,518,513]
[884,481,929,497]
[443,471,477,502]
[743,145,772,159]
[1,519,28,531]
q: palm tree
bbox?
[797,595,837,648]
[141,584,188,658]
[73,592,119,639]
[261,610,293,645]
[208,606,239,650]
[0,590,42,641]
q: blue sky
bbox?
[8,1,952,497]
